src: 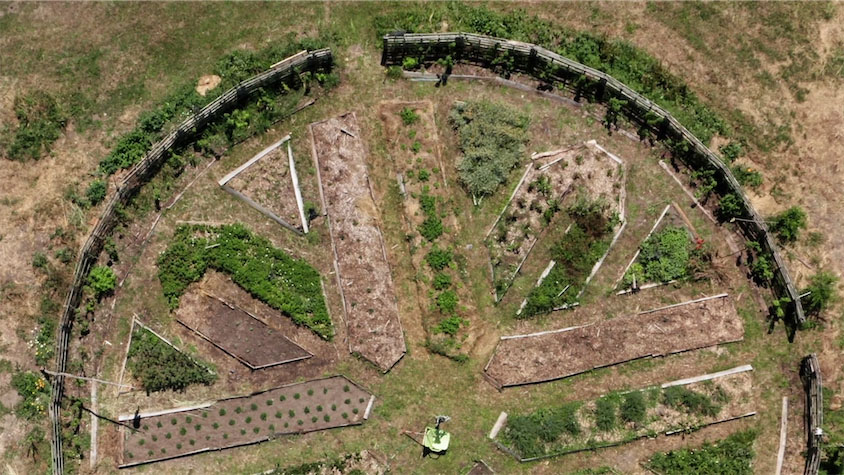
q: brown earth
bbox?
[176,292,311,369]
[310,113,406,372]
[485,294,744,387]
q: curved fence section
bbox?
[801,354,823,475]
[49,48,333,475]
[380,32,804,324]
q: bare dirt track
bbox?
[485,294,744,387]
[310,112,406,372]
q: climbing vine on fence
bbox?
[157,223,333,339]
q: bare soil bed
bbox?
[176,292,312,369]
[310,112,405,372]
[488,141,625,299]
[226,141,304,231]
[485,294,744,387]
[120,376,373,467]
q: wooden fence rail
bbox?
[801,354,823,475]
[48,48,333,475]
[380,32,805,325]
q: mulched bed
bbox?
[310,112,406,372]
[485,294,744,387]
[119,376,373,467]
[176,292,311,369]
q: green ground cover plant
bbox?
[645,430,756,474]
[126,326,216,394]
[448,100,529,200]
[2,90,67,161]
[157,223,332,339]
[622,226,694,288]
[520,195,618,318]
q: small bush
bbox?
[620,392,646,425]
[400,107,420,126]
[802,271,839,317]
[386,65,403,79]
[280,395,286,402]
[180,427,187,435]
[401,57,419,71]
[425,247,453,271]
[352,408,359,415]
[266,399,273,406]
[87,266,117,299]
[219,408,226,416]
[304,407,310,414]
[229,419,235,426]
[733,166,763,188]
[436,290,458,314]
[294,393,300,400]
[245,417,252,424]
[212,422,219,429]
[85,179,107,206]
[435,315,463,335]
[663,386,720,417]
[595,396,617,432]
[250,403,258,411]
[127,327,216,394]
[771,206,807,243]
[646,429,756,475]
[307,389,314,396]
[717,193,744,221]
[288,410,295,418]
[342,412,348,419]
[185,416,192,423]
[324,415,330,422]
[419,216,444,241]
[253,427,260,434]
[432,272,452,291]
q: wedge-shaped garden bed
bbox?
[157,223,332,339]
[485,294,744,387]
[493,366,755,461]
[119,375,374,467]
[487,142,625,301]
[220,135,310,234]
[310,112,406,371]
[616,203,704,293]
[176,292,312,369]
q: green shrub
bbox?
[434,315,463,335]
[157,224,332,339]
[418,216,444,241]
[32,252,48,269]
[417,168,430,181]
[732,165,763,188]
[126,327,216,393]
[401,57,419,70]
[595,396,617,432]
[802,271,839,317]
[771,206,807,243]
[662,386,720,417]
[10,371,50,420]
[386,65,403,79]
[436,290,458,314]
[432,272,452,290]
[620,391,646,425]
[719,142,744,162]
[449,100,529,199]
[87,266,117,298]
[85,179,107,206]
[5,91,66,161]
[750,253,774,283]
[400,107,419,125]
[717,193,744,221]
[425,247,453,271]
[646,430,756,474]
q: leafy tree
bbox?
[771,206,807,243]
[802,271,839,317]
[88,266,117,298]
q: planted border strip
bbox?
[381,32,804,324]
[485,294,743,387]
[49,49,333,474]
[494,366,755,461]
